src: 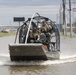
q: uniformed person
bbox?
[40,21,52,33]
[40,21,53,51]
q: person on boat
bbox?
[40,21,52,33]
[40,21,53,51]
[27,22,40,43]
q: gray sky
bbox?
[0,0,61,25]
[0,0,61,6]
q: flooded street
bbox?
[0,36,15,55]
[0,0,76,74]
[0,36,76,75]
[60,36,76,59]
[0,62,76,75]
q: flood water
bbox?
[0,36,76,75]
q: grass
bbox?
[60,33,76,38]
[0,32,16,37]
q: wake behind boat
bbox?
[9,13,60,61]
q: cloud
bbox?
[0,5,60,25]
[0,0,61,6]
[0,5,59,15]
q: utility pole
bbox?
[62,0,66,35]
[59,4,62,32]
[56,13,58,24]
[69,0,72,37]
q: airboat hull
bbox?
[9,44,60,61]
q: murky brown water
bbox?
[0,62,76,75]
[0,36,76,75]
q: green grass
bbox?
[0,32,16,37]
[60,33,76,38]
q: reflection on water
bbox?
[9,65,62,75]
[9,66,47,75]
[1,62,75,75]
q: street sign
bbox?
[14,17,25,22]
[13,17,25,26]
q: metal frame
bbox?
[14,13,60,51]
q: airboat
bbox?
[9,13,60,61]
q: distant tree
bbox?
[72,22,76,33]
[72,22,76,27]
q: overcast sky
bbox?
[1,0,74,26]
